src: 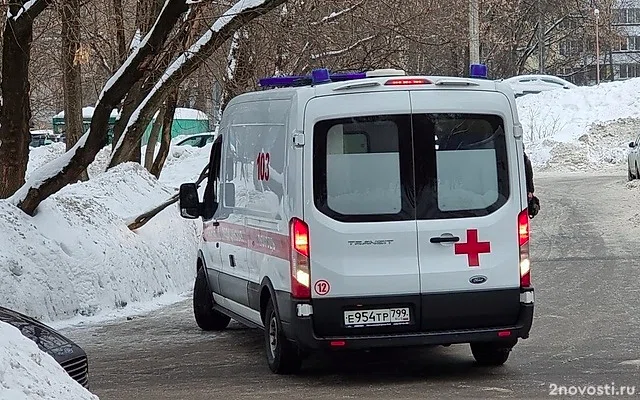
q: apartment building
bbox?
[610,0,640,79]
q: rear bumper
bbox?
[279,288,534,351]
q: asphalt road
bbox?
[62,174,640,399]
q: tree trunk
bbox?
[109,0,287,168]
[0,1,48,198]
[113,0,127,64]
[144,104,166,171]
[110,0,164,164]
[61,0,88,181]
[150,88,178,179]
[12,0,189,215]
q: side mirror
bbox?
[225,182,235,208]
[630,142,636,148]
[179,183,200,219]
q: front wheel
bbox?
[264,298,302,374]
[470,342,512,366]
[193,268,230,331]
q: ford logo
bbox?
[469,275,487,284]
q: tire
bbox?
[264,298,302,374]
[193,268,230,331]
[470,342,512,366]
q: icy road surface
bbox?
[61,174,640,399]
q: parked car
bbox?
[176,132,216,148]
[501,75,577,97]
[628,134,640,180]
[0,306,90,388]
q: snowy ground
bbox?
[518,78,640,173]
[0,321,98,400]
[2,139,213,330]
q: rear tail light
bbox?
[290,218,311,299]
[385,78,432,86]
[518,209,531,287]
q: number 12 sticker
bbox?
[314,280,330,296]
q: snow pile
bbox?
[1,162,200,323]
[517,78,640,172]
[26,139,212,189]
[0,321,98,400]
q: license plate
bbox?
[343,307,411,327]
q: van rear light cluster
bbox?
[290,218,311,299]
[518,209,531,287]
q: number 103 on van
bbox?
[344,307,411,327]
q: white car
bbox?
[628,134,640,180]
[501,74,577,97]
[179,67,535,374]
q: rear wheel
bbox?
[264,298,302,374]
[193,268,230,331]
[470,342,512,366]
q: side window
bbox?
[179,137,200,147]
[222,100,289,218]
[203,135,223,220]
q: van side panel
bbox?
[214,98,294,325]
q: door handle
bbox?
[430,235,460,244]
[229,254,236,267]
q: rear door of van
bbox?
[409,89,523,332]
[303,91,421,337]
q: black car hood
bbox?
[0,306,86,362]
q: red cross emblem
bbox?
[454,229,491,267]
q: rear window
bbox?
[313,115,415,222]
[412,113,509,219]
[313,113,509,222]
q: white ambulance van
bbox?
[178,65,535,374]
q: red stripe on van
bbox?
[202,221,290,261]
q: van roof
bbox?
[227,68,517,109]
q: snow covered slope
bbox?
[0,321,98,400]
[0,162,200,324]
[518,78,640,172]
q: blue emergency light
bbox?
[259,68,367,88]
[469,63,488,79]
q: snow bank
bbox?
[174,107,208,120]
[1,162,200,323]
[0,321,98,400]
[53,107,119,119]
[518,78,640,171]
[26,138,212,189]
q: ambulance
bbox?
[178,64,535,374]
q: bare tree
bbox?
[149,87,178,178]
[60,0,88,180]
[0,0,53,198]
[143,107,164,171]
[11,0,190,215]
[108,0,288,167]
